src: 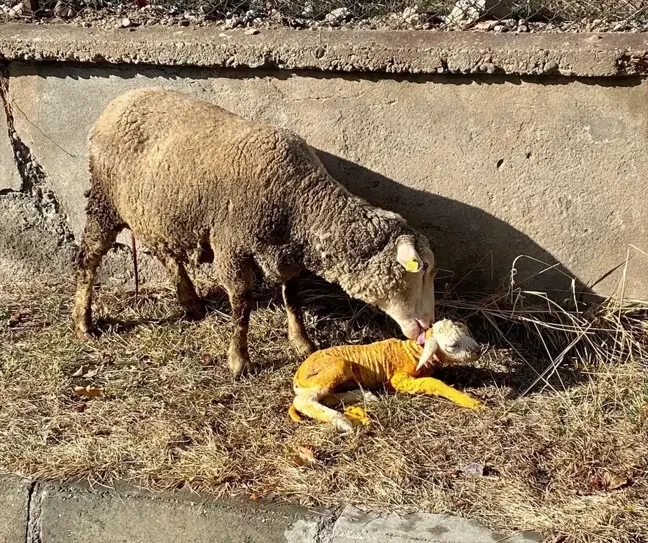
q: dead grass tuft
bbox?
[0,274,646,543]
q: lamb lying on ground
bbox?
[288,319,483,432]
[73,88,436,377]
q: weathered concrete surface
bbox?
[332,505,544,543]
[0,477,543,543]
[38,482,325,543]
[2,61,646,297]
[1,23,648,77]
[0,95,21,192]
[0,476,30,543]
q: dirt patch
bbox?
[0,280,646,542]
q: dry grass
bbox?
[0,276,647,543]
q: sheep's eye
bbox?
[422,262,429,273]
[448,342,459,349]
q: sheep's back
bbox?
[88,88,323,257]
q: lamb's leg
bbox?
[390,372,482,409]
[321,390,379,407]
[282,278,316,357]
[158,257,205,320]
[223,264,254,377]
[72,207,122,339]
[293,389,354,433]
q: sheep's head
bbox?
[416,319,482,372]
[373,235,436,341]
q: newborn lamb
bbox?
[289,319,483,432]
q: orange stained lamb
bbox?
[289,319,484,432]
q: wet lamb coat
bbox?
[74,88,436,375]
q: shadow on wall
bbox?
[315,149,597,302]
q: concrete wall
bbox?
[1,24,647,299]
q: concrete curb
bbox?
[0,475,545,542]
[1,22,648,76]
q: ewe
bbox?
[73,89,436,376]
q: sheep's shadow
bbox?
[315,149,598,302]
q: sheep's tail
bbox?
[288,404,303,423]
[131,231,139,300]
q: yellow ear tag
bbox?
[405,258,420,273]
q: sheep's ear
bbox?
[416,335,438,373]
[396,238,423,273]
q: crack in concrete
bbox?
[25,481,43,543]
[0,62,75,245]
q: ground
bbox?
[0,278,646,543]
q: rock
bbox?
[301,2,314,18]
[517,24,529,32]
[475,20,498,30]
[325,7,350,25]
[244,28,259,35]
[119,17,132,28]
[402,6,423,25]
[493,24,507,33]
[223,16,241,29]
[543,60,559,73]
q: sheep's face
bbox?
[375,236,436,340]
[416,319,482,371]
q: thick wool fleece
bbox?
[75,88,435,377]
[88,88,423,297]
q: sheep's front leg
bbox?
[390,372,482,409]
[223,265,254,377]
[158,256,205,321]
[282,278,316,357]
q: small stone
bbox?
[223,16,241,29]
[475,20,497,31]
[402,6,423,25]
[479,62,495,74]
[543,60,559,73]
[325,7,350,25]
[517,24,529,32]
[120,17,132,28]
[493,24,507,33]
[463,462,485,477]
[178,19,189,26]
[244,28,259,35]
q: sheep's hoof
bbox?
[290,336,317,358]
[228,353,249,379]
[75,326,98,341]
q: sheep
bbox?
[72,88,436,377]
[288,319,483,432]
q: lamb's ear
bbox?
[416,335,438,373]
[396,237,423,273]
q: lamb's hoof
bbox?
[361,391,379,403]
[332,416,354,434]
[464,398,484,410]
[184,302,207,322]
[291,337,317,358]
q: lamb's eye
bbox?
[448,342,459,349]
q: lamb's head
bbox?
[369,235,436,341]
[416,319,482,372]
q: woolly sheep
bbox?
[289,319,483,432]
[72,88,437,376]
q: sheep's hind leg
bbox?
[158,256,205,321]
[73,204,123,339]
[282,277,316,357]
[223,262,255,378]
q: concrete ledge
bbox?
[1,23,648,76]
[0,476,545,543]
